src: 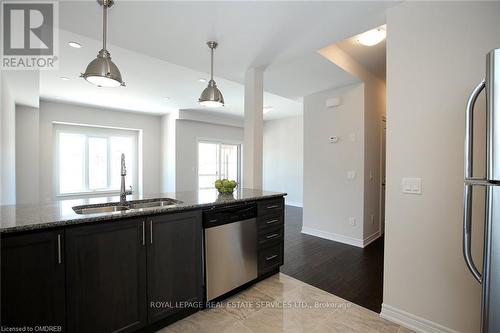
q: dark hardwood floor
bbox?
[280,206,384,313]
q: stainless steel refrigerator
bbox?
[463,48,500,333]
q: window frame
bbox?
[54,124,139,198]
[196,138,243,190]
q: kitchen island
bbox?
[0,189,286,333]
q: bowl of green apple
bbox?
[215,179,238,194]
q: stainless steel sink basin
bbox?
[74,205,130,215]
[128,200,178,209]
[73,198,182,215]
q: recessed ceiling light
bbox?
[60,76,70,81]
[199,78,207,83]
[356,28,386,46]
[68,41,82,48]
[263,106,273,114]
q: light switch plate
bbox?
[402,178,422,194]
[347,171,356,180]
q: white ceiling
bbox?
[58,1,394,83]
[38,1,396,119]
[336,26,387,80]
[264,53,359,101]
[41,29,302,119]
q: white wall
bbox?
[16,105,40,204]
[303,83,366,243]
[319,44,386,240]
[263,115,303,206]
[38,101,162,202]
[1,72,16,205]
[161,112,177,193]
[175,119,243,192]
[0,71,3,205]
[382,2,500,332]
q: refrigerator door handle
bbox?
[464,79,486,181]
[463,79,486,284]
[463,184,482,283]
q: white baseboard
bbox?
[301,226,364,248]
[363,230,381,247]
[380,304,460,333]
[285,201,303,207]
[301,227,381,248]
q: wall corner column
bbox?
[243,68,264,189]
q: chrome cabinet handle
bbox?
[266,205,279,209]
[142,221,145,246]
[463,80,486,284]
[266,219,279,225]
[149,220,153,244]
[57,234,62,264]
[265,254,278,261]
[266,233,280,239]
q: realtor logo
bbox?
[1,1,58,69]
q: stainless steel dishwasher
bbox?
[203,203,257,301]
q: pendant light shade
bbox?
[81,0,125,87]
[199,41,224,107]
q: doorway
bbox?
[380,116,387,234]
[197,141,242,190]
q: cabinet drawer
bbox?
[257,198,284,216]
[257,214,283,230]
[258,225,283,247]
[258,244,283,275]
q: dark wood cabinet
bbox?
[257,197,284,217]
[1,197,283,332]
[65,219,147,333]
[146,210,203,323]
[1,230,66,329]
[257,198,285,276]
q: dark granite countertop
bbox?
[0,189,286,234]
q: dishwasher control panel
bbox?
[203,203,257,228]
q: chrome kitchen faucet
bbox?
[120,153,133,204]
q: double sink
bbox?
[73,198,183,215]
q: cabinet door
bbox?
[1,230,66,329]
[66,219,147,333]
[146,210,203,323]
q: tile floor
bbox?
[158,273,413,333]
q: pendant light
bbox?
[199,41,224,107]
[81,0,125,87]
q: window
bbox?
[198,141,241,190]
[55,124,138,196]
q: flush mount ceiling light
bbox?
[199,41,224,108]
[199,78,207,83]
[81,0,125,88]
[356,27,386,46]
[60,76,70,81]
[68,41,82,48]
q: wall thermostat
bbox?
[326,97,341,108]
[329,136,339,143]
